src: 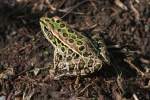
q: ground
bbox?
[0,0,150,100]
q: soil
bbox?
[0,0,150,100]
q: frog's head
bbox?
[40,17,60,34]
[40,16,64,42]
[40,16,68,39]
[40,17,53,38]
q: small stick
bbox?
[78,82,93,95]
[114,0,128,10]
[129,1,140,20]
[124,59,145,76]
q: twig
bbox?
[129,1,140,20]
[78,82,93,95]
[124,59,145,76]
[135,0,140,3]
[133,93,139,100]
[114,0,128,10]
[116,73,124,92]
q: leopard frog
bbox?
[40,16,110,79]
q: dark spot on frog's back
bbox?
[73,54,79,59]
[68,49,73,54]
[67,56,72,61]
[56,53,63,60]
[68,39,74,43]
[77,34,83,39]
[79,46,85,51]
[57,39,61,44]
[83,51,91,57]
[51,18,55,22]
[77,41,83,45]
[60,23,65,28]
[57,29,61,32]
[71,35,76,39]
[68,28,74,33]
[61,47,65,52]
[63,32,68,37]
[56,20,60,23]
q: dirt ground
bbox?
[0,0,150,100]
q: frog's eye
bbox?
[44,18,50,22]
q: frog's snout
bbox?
[40,17,45,24]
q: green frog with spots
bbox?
[40,16,110,79]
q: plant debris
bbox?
[0,0,150,99]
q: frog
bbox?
[39,16,110,79]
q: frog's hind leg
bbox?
[49,49,58,79]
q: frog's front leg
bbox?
[74,75,81,92]
[48,49,59,79]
